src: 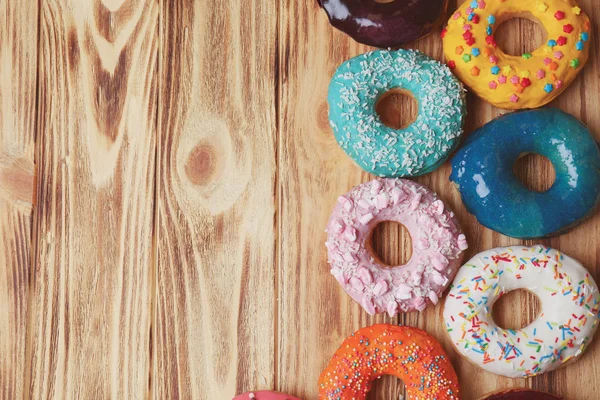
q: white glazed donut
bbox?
[326,178,468,315]
[443,245,600,378]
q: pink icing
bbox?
[325,179,467,316]
[233,391,301,400]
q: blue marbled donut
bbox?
[451,108,600,239]
[328,49,466,177]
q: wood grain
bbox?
[0,0,38,399]
[153,0,278,398]
[25,0,158,398]
[0,0,596,398]
[278,1,600,399]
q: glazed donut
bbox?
[443,246,600,378]
[233,391,300,400]
[442,0,591,109]
[326,178,467,315]
[450,108,600,239]
[329,49,466,178]
[318,0,449,48]
[319,324,460,400]
[478,388,562,400]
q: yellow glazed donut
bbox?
[442,0,591,109]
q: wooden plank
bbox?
[153,0,278,398]
[0,0,38,398]
[26,0,158,398]
[278,1,600,399]
[277,3,402,398]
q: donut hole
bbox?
[492,289,541,330]
[513,153,556,192]
[366,375,405,399]
[375,89,418,130]
[369,221,413,267]
[494,14,547,56]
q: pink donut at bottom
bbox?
[233,391,300,400]
[326,178,468,315]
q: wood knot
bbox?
[68,30,79,67]
[0,158,35,209]
[317,101,330,132]
[185,142,222,186]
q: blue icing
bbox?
[328,49,466,177]
[450,109,600,239]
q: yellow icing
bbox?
[443,0,591,109]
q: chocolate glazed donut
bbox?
[479,388,562,400]
[317,0,449,48]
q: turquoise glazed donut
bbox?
[451,108,600,239]
[329,49,466,177]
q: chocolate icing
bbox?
[317,0,449,48]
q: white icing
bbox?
[444,246,600,378]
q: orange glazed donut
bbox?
[319,324,459,400]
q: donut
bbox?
[450,108,600,239]
[478,388,562,400]
[317,0,450,48]
[233,391,300,400]
[442,0,591,109]
[326,178,468,315]
[443,245,600,378]
[319,324,460,400]
[329,49,466,178]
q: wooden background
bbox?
[0,0,599,399]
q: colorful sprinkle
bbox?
[444,246,600,379]
[442,0,589,109]
[557,36,567,46]
[537,2,548,12]
[319,325,460,399]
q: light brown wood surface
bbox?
[1,0,599,399]
[0,1,38,399]
[26,0,158,398]
[153,0,278,398]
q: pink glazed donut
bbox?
[325,178,468,315]
[233,391,300,400]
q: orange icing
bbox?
[319,324,459,400]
